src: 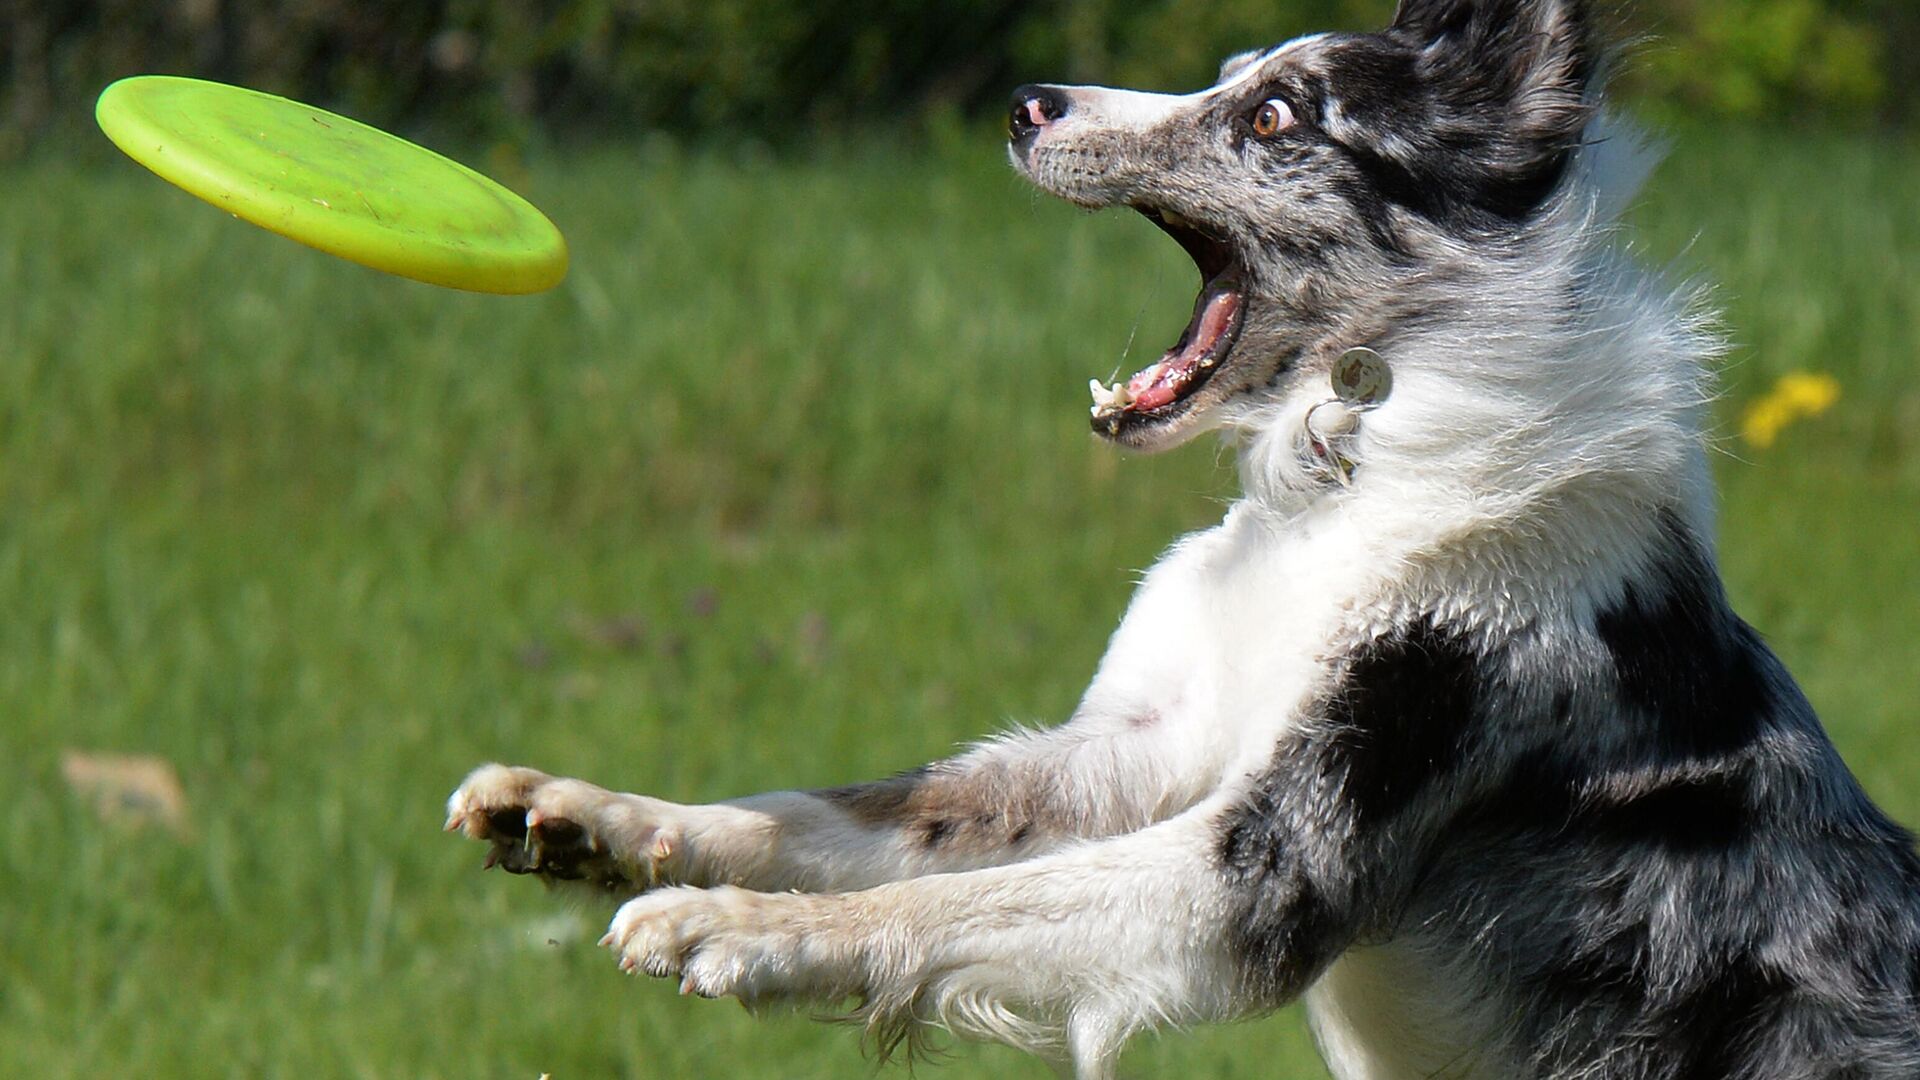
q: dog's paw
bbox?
[603,887,849,1003]
[445,764,680,891]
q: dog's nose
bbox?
[1008,84,1070,150]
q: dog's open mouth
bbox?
[1089,208,1246,438]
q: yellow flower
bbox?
[1740,371,1841,449]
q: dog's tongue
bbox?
[1125,289,1241,412]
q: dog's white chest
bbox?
[1306,942,1510,1080]
[1083,507,1380,772]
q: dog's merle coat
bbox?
[447,1,1920,1076]
[1224,510,1920,1077]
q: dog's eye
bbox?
[1251,99,1296,138]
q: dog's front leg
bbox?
[448,524,1245,897]
[602,797,1336,1080]
[445,713,1218,896]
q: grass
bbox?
[1,124,1915,1078]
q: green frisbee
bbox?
[96,75,567,294]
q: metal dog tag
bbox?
[1332,347,1392,408]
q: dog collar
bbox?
[1305,347,1392,487]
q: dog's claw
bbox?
[448,763,682,895]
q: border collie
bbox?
[447,1,1920,1075]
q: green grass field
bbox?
[1,126,1915,1078]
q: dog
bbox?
[445,1,1920,1076]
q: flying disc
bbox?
[95,76,567,294]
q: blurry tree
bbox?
[2,0,1912,158]
[1627,0,1885,122]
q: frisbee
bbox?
[96,75,567,294]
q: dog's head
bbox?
[1009,0,1597,451]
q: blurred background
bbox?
[2,2,1915,1077]
[6,0,1919,156]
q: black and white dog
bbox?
[447,1,1920,1076]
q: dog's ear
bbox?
[1391,0,1594,150]
[1390,0,1478,40]
[1333,0,1595,220]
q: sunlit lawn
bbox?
[1,124,1915,1077]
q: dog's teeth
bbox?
[1089,379,1120,417]
[1091,379,1137,416]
